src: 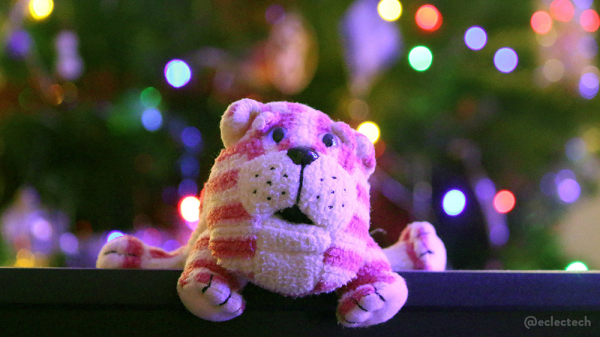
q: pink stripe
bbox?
[216,138,265,163]
[207,202,251,227]
[206,169,239,194]
[344,215,369,239]
[122,236,143,268]
[179,259,241,290]
[323,247,362,272]
[149,246,183,259]
[345,260,395,291]
[337,144,356,172]
[192,236,210,252]
[312,280,339,294]
[356,183,370,206]
[405,240,425,269]
[210,237,256,259]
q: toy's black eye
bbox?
[322,133,337,147]
[271,127,286,144]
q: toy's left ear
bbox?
[220,98,265,148]
[355,132,376,176]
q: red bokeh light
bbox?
[580,9,600,33]
[493,190,516,214]
[550,0,574,23]
[531,11,553,34]
[416,5,442,32]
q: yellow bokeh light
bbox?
[378,0,402,22]
[29,0,54,20]
[357,121,380,144]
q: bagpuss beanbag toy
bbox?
[97,99,446,327]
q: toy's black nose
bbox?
[287,147,319,166]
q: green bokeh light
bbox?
[565,261,588,271]
[140,87,162,108]
[408,46,433,71]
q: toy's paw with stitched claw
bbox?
[383,221,447,271]
[336,274,408,328]
[96,235,145,269]
[402,221,446,271]
[177,271,245,322]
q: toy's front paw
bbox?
[401,221,447,271]
[177,272,245,322]
[96,235,144,269]
[337,274,408,328]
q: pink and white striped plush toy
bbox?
[96,99,446,327]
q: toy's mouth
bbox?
[274,205,314,225]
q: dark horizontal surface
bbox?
[1,269,600,336]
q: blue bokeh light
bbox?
[475,178,496,200]
[557,178,581,203]
[579,72,599,99]
[107,230,125,243]
[180,156,200,177]
[164,59,192,88]
[464,26,487,50]
[442,189,467,216]
[494,48,518,73]
[178,178,198,197]
[141,108,163,131]
[181,126,202,149]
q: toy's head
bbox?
[202,99,376,296]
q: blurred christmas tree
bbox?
[0,0,598,269]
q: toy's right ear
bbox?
[220,98,265,148]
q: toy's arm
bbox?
[336,238,408,328]
[382,221,447,271]
[176,229,247,322]
[96,235,187,269]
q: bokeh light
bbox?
[536,29,557,47]
[489,224,510,246]
[580,9,600,32]
[579,72,599,99]
[543,59,565,82]
[531,11,553,34]
[59,233,79,255]
[377,0,402,22]
[475,178,496,200]
[106,230,124,243]
[565,261,588,271]
[574,0,593,10]
[141,108,163,131]
[408,46,433,71]
[180,156,200,177]
[29,0,54,20]
[415,5,442,32]
[140,87,162,108]
[265,4,286,24]
[493,190,515,213]
[557,178,581,203]
[550,0,575,22]
[7,30,32,59]
[357,121,380,143]
[578,36,598,59]
[31,218,52,241]
[180,196,200,222]
[565,137,587,162]
[442,189,466,216]
[164,59,192,88]
[179,179,198,197]
[464,26,487,50]
[181,126,202,148]
[494,48,518,73]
